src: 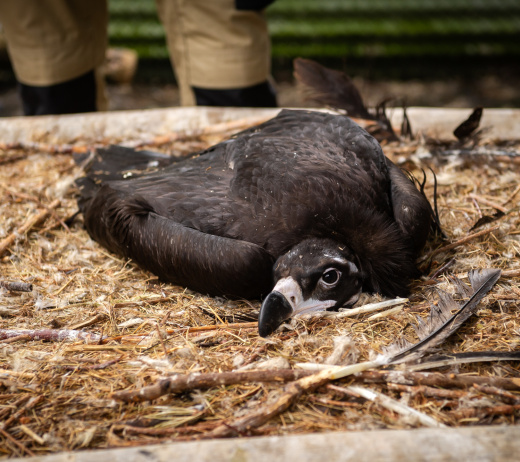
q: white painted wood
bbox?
[13,425,520,462]
[0,107,519,145]
[390,107,520,141]
[0,107,280,145]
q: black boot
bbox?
[19,70,97,116]
[192,80,277,107]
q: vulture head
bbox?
[258,238,362,337]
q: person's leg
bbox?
[155,0,277,107]
[191,81,276,107]
[19,71,97,116]
[0,0,108,115]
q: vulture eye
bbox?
[320,268,341,287]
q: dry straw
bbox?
[0,118,519,457]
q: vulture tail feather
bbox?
[293,57,372,120]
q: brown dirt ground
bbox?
[1,73,520,118]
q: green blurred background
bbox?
[106,0,520,81]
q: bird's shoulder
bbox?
[227,110,390,203]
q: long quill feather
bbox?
[406,351,520,372]
[388,268,502,364]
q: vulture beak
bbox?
[258,277,336,337]
[258,291,293,338]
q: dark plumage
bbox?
[453,107,483,140]
[76,109,434,336]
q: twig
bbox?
[295,362,343,372]
[366,306,403,320]
[308,395,362,409]
[2,188,70,233]
[0,199,60,257]
[108,321,259,345]
[59,357,123,372]
[112,369,314,403]
[122,321,258,339]
[113,421,219,437]
[471,196,482,219]
[0,328,104,344]
[19,424,45,445]
[113,364,520,405]
[502,184,520,206]
[347,385,446,427]
[177,322,258,334]
[296,363,520,397]
[334,298,408,318]
[501,268,520,278]
[240,344,269,368]
[68,313,108,331]
[0,370,35,379]
[386,382,467,399]
[439,148,520,159]
[326,383,365,399]
[468,194,508,213]
[201,360,386,438]
[0,141,90,154]
[448,404,520,420]
[0,428,35,457]
[358,370,520,391]
[113,297,175,308]
[487,156,520,165]
[473,384,520,404]
[0,334,31,344]
[427,399,461,409]
[0,307,20,317]
[0,153,28,165]
[424,224,499,260]
[0,281,33,292]
[0,395,43,431]
[0,395,31,420]
[155,324,169,359]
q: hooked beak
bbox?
[258,277,336,337]
[258,291,293,338]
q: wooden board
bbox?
[13,425,520,462]
[1,107,520,145]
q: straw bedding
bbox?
[0,115,519,458]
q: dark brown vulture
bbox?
[76,109,435,336]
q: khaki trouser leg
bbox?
[155,0,271,106]
[0,0,108,86]
[95,67,108,112]
[0,0,108,112]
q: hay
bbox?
[1,115,519,458]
